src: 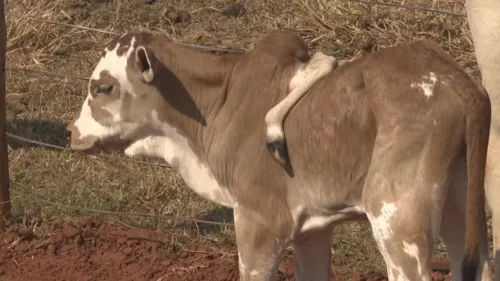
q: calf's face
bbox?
[67,35,160,152]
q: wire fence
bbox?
[4,1,467,229]
[16,191,234,227]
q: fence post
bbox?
[0,0,11,232]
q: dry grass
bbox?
[3,0,488,278]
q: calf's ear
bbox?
[134,46,155,83]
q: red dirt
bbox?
[0,218,451,281]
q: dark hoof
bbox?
[266,139,289,167]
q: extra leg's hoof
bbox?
[266,138,289,167]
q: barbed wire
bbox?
[7,67,89,81]
[5,15,245,227]
[6,132,170,168]
[3,1,467,229]
[20,16,247,54]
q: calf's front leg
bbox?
[293,226,334,281]
[234,206,285,281]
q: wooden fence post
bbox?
[0,0,11,231]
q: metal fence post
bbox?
[0,0,12,231]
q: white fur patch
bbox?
[74,95,117,139]
[292,205,364,234]
[124,111,234,208]
[73,94,140,141]
[264,51,337,142]
[411,72,438,99]
[402,241,429,281]
[72,36,140,143]
[103,99,125,122]
[369,202,397,240]
[90,37,136,97]
[266,125,283,143]
[366,202,410,281]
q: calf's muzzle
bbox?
[66,119,98,152]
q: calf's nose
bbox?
[65,119,99,152]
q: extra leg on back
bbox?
[265,51,337,168]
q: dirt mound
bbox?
[0,218,450,281]
[0,218,239,281]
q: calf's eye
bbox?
[97,84,114,94]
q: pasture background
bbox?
[3,0,488,278]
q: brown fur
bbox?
[67,31,492,281]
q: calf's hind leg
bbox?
[365,198,436,281]
[439,159,493,281]
[362,139,450,280]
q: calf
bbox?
[67,30,492,281]
[466,1,500,280]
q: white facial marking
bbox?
[103,99,124,122]
[74,95,119,139]
[124,111,234,208]
[91,36,136,97]
[411,72,438,99]
[72,94,141,142]
[366,202,410,281]
[73,36,139,142]
[265,51,337,143]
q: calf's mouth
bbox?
[66,122,133,154]
[69,135,133,154]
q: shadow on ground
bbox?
[6,119,69,150]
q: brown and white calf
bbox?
[466,1,500,280]
[67,30,493,281]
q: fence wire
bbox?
[4,1,466,228]
[7,132,171,168]
[16,192,234,227]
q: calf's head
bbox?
[67,32,167,152]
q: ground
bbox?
[0,0,489,280]
[0,218,453,281]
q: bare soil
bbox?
[0,218,452,281]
